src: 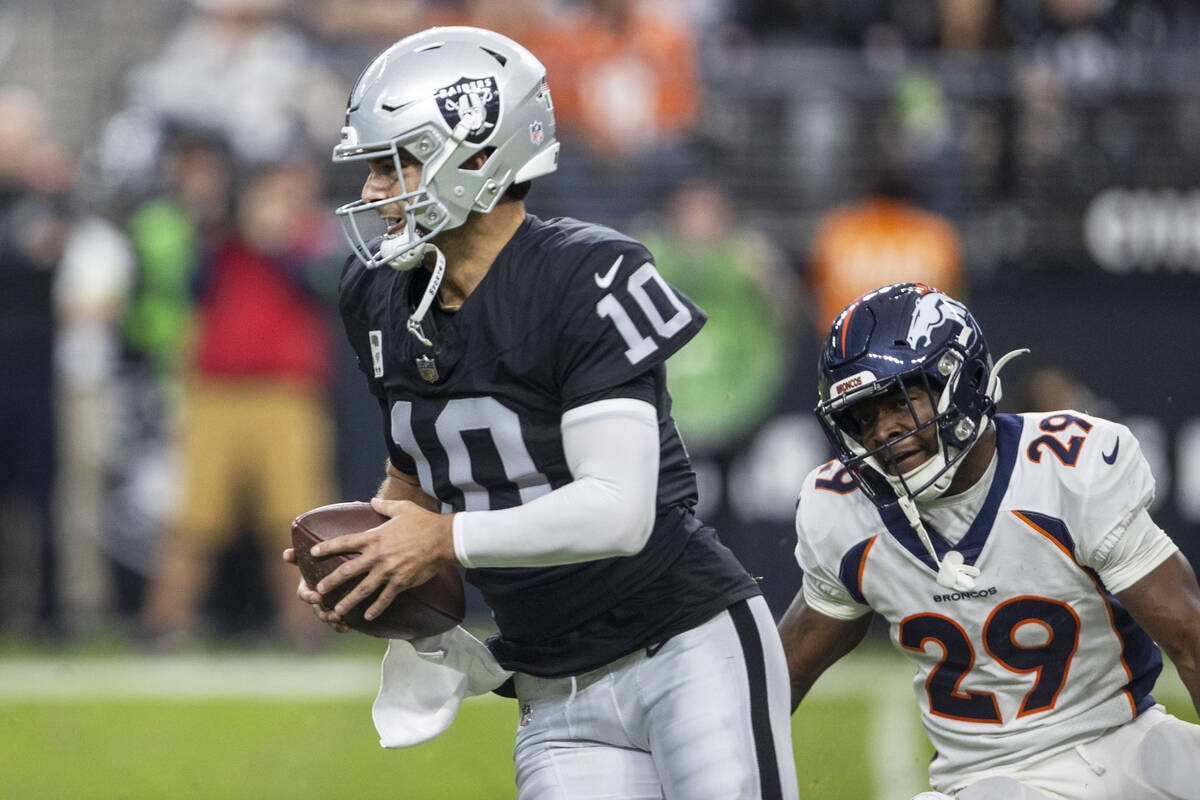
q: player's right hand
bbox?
[282,547,351,633]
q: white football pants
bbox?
[948,705,1200,800]
[511,596,799,800]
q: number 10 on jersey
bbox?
[595,262,694,365]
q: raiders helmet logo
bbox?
[434,76,500,144]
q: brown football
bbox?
[290,501,465,640]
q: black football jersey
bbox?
[339,214,759,676]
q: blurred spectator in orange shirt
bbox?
[422,0,698,160]
[527,0,702,223]
[550,0,699,159]
[808,168,964,332]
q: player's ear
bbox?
[459,150,491,171]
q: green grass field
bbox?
[0,640,1193,799]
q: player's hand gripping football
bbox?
[283,497,457,629]
[282,546,351,631]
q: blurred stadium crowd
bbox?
[2,0,1199,646]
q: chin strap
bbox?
[390,120,477,347]
[405,244,446,348]
[897,494,980,591]
[884,346,1030,591]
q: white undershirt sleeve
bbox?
[801,572,873,620]
[451,398,659,568]
[1090,506,1179,594]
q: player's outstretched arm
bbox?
[778,590,873,712]
[1115,551,1200,715]
[449,398,659,568]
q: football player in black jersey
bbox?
[281,26,798,800]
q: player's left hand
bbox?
[280,546,351,632]
[308,497,457,622]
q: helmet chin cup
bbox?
[385,238,438,271]
[378,231,418,269]
[872,439,960,504]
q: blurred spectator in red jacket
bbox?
[142,159,339,649]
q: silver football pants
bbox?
[512,595,799,800]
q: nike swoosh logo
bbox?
[1102,437,1120,465]
[594,255,623,289]
[380,98,418,112]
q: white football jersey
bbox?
[794,412,1179,790]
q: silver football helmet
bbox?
[332,26,560,270]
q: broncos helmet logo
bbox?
[905,293,969,350]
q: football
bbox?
[290,501,465,640]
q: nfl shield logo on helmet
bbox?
[415,354,439,383]
[434,76,500,144]
[530,120,544,146]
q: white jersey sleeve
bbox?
[1059,416,1178,592]
[794,461,874,621]
[794,521,873,620]
[1094,507,1179,593]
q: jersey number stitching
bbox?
[390,397,551,511]
[1026,413,1093,467]
[595,261,693,365]
[814,462,858,494]
[900,595,1081,723]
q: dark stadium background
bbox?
[3,0,1197,631]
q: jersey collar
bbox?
[878,414,1024,572]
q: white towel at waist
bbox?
[372,625,513,748]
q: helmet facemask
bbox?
[818,329,993,508]
[333,123,471,271]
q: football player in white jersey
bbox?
[780,283,1200,800]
